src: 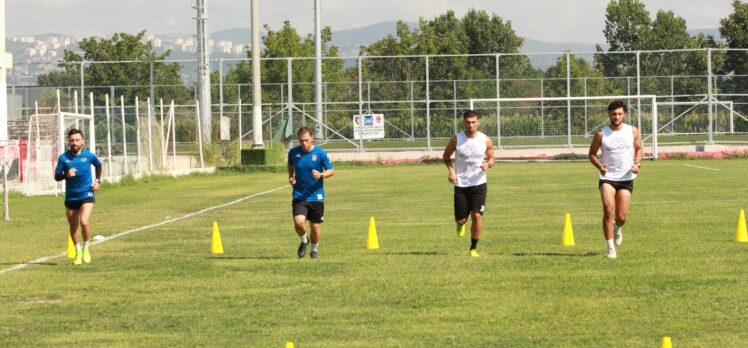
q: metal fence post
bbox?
[495,53,501,148]
[636,51,641,130]
[540,78,545,138]
[707,48,714,145]
[80,61,85,114]
[566,52,572,147]
[426,55,431,151]
[357,56,363,152]
[219,58,224,121]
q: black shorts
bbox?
[292,200,325,223]
[599,179,634,193]
[454,183,487,220]
[65,198,95,210]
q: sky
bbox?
[6,0,736,43]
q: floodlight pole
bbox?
[314,0,323,139]
[195,0,212,144]
[250,0,264,148]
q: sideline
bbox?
[683,164,721,171]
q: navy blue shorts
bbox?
[65,198,95,210]
[599,179,634,192]
[292,200,325,223]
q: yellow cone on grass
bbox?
[366,216,379,250]
[561,213,575,246]
[284,342,295,348]
[736,209,748,242]
[661,336,672,348]
[210,221,224,254]
[66,234,76,259]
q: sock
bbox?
[470,238,479,250]
[311,243,319,252]
[82,240,89,249]
[613,223,620,233]
[300,234,308,244]
[606,239,615,250]
[75,243,82,252]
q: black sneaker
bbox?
[297,240,309,258]
[310,250,318,259]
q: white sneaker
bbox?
[614,224,623,246]
[606,249,617,259]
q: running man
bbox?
[588,100,642,259]
[443,110,495,257]
[288,127,334,259]
[54,129,102,265]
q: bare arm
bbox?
[481,137,495,171]
[631,126,643,174]
[287,163,296,185]
[588,130,606,175]
[92,164,102,191]
[443,136,458,184]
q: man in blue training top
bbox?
[54,129,102,265]
[287,127,334,259]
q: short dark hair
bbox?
[608,100,627,113]
[297,127,313,137]
[67,129,84,138]
[463,110,480,120]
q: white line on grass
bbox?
[0,185,288,275]
[683,164,721,171]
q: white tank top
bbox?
[599,124,637,181]
[455,131,488,187]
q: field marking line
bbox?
[0,185,288,276]
[683,164,721,171]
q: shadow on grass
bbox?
[207,256,285,260]
[381,251,444,256]
[0,262,57,266]
[512,252,600,257]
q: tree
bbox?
[596,0,723,97]
[359,9,537,138]
[720,0,748,92]
[545,54,612,97]
[595,0,651,77]
[218,21,344,140]
[37,31,191,105]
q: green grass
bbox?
[1,160,748,347]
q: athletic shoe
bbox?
[606,249,617,259]
[614,225,623,246]
[469,249,480,257]
[73,252,83,265]
[310,250,318,259]
[297,240,309,258]
[82,248,91,264]
[456,224,466,238]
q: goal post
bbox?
[23,111,95,196]
[469,95,659,159]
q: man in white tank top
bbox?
[443,110,495,257]
[588,100,642,259]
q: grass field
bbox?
[1,159,747,347]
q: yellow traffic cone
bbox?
[366,216,379,250]
[561,213,575,246]
[736,209,748,242]
[284,342,295,348]
[66,234,76,259]
[661,336,672,348]
[210,221,224,254]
